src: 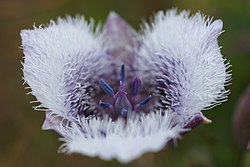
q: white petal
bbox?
[21,17,104,116]
[58,112,187,163]
[141,9,231,117]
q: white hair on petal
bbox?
[21,16,104,117]
[20,9,231,164]
[140,9,231,117]
[58,111,187,163]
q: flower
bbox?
[20,9,231,163]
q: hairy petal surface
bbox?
[21,17,104,119]
[141,9,231,119]
[59,112,187,163]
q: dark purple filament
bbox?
[99,64,152,118]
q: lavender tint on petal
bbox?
[155,57,183,112]
[103,12,140,70]
[42,111,66,135]
[104,12,138,50]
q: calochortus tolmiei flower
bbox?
[21,9,231,163]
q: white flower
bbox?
[20,9,231,163]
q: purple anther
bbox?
[120,64,125,83]
[132,77,141,96]
[121,109,128,118]
[135,95,152,109]
[99,79,115,96]
[99,64,152,118]
[99,101,112,109]
[138,95,152,107]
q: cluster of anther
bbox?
[99,64,152,119]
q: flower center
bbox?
[99,64,152,119]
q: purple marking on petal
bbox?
[99,129,107,137]
[155,57,183,111]
[132,77,141,96]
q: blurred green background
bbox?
[1,0,250,167]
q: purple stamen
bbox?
[120,64,125,83]
[132,77,141,96]
[99,79,114,96]
[135,95,152,109]
[99,101,113,109]
[121,109,128,118]
[99,64,152,118]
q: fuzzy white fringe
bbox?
[58,112,187,163]
[21,9,231,163]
